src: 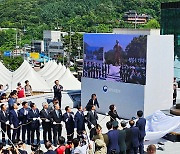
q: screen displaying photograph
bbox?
[83,34,147,85]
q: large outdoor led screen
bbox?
[83,34,147,85]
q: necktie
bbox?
[56,110,59,118]
[34,110,36,115]
[3,111,6,117]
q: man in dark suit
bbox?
[50,104,63,147]
[129,120,140,154]
[63,106,74,141]
[136,110,146,154]
[18,101,31,144]
[107,120,120,154]
[86,94,99,111]
[9,103,20,143]
[121,121,132,154]
[40,102,52,144]
[118,126,126,154]
[87,105,98,139]
[0,104,11,145]
[27,103,41,144]
[53,80,63,107]
[74,105,85,138]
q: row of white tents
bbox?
[0,60,81,92]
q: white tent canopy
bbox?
[45,65,66,88]
[0,60,81,92]
[58,68,81,90]
[11,61,52,92]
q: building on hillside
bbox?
[123,10,150,24]
[31,40,44,53]
[43,30,68,57]
[161,2,180,60]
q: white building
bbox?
[43,30,68,57]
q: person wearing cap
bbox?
[121,121,132,154]
[107,120,120,154]
[16,82,25,98]
[24,80,32,97]
[118,121,127,154]
[92,124,108,153]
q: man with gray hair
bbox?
[40,102,52,144]
[50,103,63,147]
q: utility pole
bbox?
[68,26,72,67]
[135,11,137,29]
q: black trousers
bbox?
[66,127,74,141]
[42,123,52,143]
[58,97,62,108]
[53,124,62,145]
[12,126,20,143]
[31,127,40,144]
[22,124,31,143]
[90,128,96,140]
[1,124,11,144]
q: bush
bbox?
[1,56,24,71]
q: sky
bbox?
[83,33,142,52]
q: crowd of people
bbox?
[0,80,157,154]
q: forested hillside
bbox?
[0,0,179,51]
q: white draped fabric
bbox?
[145,110,180,141]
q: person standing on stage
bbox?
[40,102,52,144]
[136,110,146,154]
[108,104,121,122]
[28,103,41,145]
[74,105,85,138]
[24,80,32,97]
[18,101,31,144]
[87,105,98,140]
[86,94,99,111]
[50,104,63,147]
[9,103,20,143]
[53,80,63,107]
[0,104,11,146]
[130,120,140,154]
[63,106,75,141]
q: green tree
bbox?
[144,19,160,29]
